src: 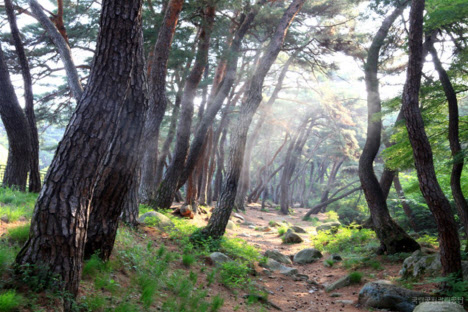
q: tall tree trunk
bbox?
[5,0,41,192]
[401,0,461,278]
[358,4,419,254]
[139,0,184,203]
[153,6,216,209]
[16,0,144,303]
[177,3,265,189]
[319,158,344,212]
[198,0,305,239]
[85,32,148,261]
[427,34,468,250]
[29,0,83,100]
[0,43,31,191]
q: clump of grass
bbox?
[325,210,339,222]
[311,227,376,254]
[0,290,23,312]
[115,302,139,312]
[324,259,335,267]
[82,254,109,278]
[210,295,224,312]
[349,271,363,284]
[80,294,106,312]
[277,225,288,236]
[220,237,260,263]
[182,254,196,267]
[0,245,15,277]
[0,187,37,221]
[6,224,30,245]
[206,269,217,287]
[220,261,250,288]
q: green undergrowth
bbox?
[311,226,377,254]
[0,188,37,222]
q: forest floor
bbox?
[0,189,440,312]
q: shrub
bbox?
[349,271,363,284]
[220,237,260,263]
[220,261,250,288]
[324,259,334,267]
[182,254,196,267]
[82,254,108,278]
[325,210,339,222]
[6,224,30,245]
[0,290,22,312]
[277,225,288,236]
[311,227,376,254]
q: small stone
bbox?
[330,293,342,297]
[265,250,292,265]
[291,225,307,233]
[209,252,231,266]
[325,275,352,292]
[18,216,27,222]
[0,215,9,223]
[233,213,245,221]
[329,254,342,262]
[237,233,251,238]
[336,300,354,305]
[226,220,236,230]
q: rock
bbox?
[260,258,298,276]
[269,221,280,227]
[330,293,342,297]
[293,248,322,264]
[292,274,309,281]
[237,233,251,238]
[413,302,465,312]
[316,221,341,232]
[244,221,255,226]
[358,280,427,312]
[209,252,231,266]
[325,275,352,292]
[283,229,303,244]
[0,215,9,223]
[137,211,175,231]
[257,226,272,232]
[291,225,307,233]
[399,249,441,278]
[265,250,292,265]
[18,216,27,222]
[336,300,354,305]
[180,205,192,217]
[233,213,245,221]
[226,220,236,230]
[248,225,256,229]
[329,254,343,262]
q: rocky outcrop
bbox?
[282,229,303,244]
[413,302,465,312]
[316,221,341,232]
[260,258,298,276]
[209,252,231,266]
[137,211,175,231]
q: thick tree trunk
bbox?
[358,4,419,254]
[139,0,183,203]
[402,0,461,277]
[16,0,144,302]
[0,43,31,191]
[85,33,148,261]
[153,6,216,209]
[5,0,41,192]
[427,35,468,249]
[29,0,83,100]
[199,0,305,239]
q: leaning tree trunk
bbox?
[427,34,468,250]
[0,43,31,191]
[29,0,83,100]
[401,0,461,278]
[16,0,144,304]
[199,0,306,239]
[85,32,148,260]
[5,0,41,192]
[139,0,184,203]
[358,4,419,254]
[393,174,418,232]
[153,6,216,209]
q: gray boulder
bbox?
[210,252,231,267]
[358,280,427,312]
[265,249,292,265]
[413,302,465,312]
[329,254,343,262]
[233,213,245,221]
[325,275,352,292]
[316,221,341,232]
[260,258,298,276]
[291,225,307,233]
[138,211,175,231]
[293,248,323,264]
[283,229,303,244]
[399,249,441,278]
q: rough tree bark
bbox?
[427,34,468,250]
[198,0,306,239]
[153,6,216,209]
[29,0,83,100]
[358,3,419,254]
[85,31,148,260]
[139,0,184,203]
[0,43,31,191]
[401,0,461,277]
[393,174,418,232]
[5,0,41,192]
[16,0,144,303]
